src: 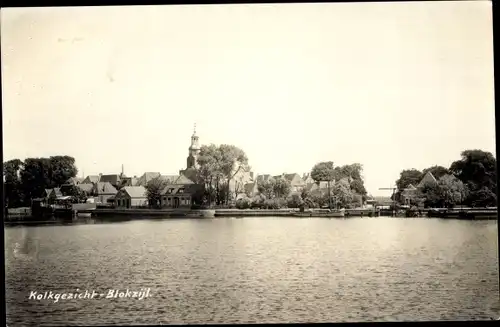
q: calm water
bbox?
[5,216,500,325]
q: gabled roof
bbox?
[136,172,161,186]
[83,175,100,184]
[45,189,53,197]
[77,183,94,193]
[161,183,201,195]
[405,184,417,191]
[175,174,195,185]
[99,174,121,185]
[120,186,147,198]
[283,173,305,185]
[53,188,63,197]
[158,175,180,184]
[93,182,118,195]
[418,172,438,188]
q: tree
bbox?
[449,149,496,207]
[396,169,423,190]
[61,185,88,203]
[257,179,275,199]
[422,165,450,180]
[145,177,168,208]
[49,156,78,187]
[197,144,224,206]
[332,179,354,208]
[272,178,292,199]
[218,144,250,204]
[287,194,304,208]
[438,174,468,208]
[311,161,336,208]
[350,179,367,196]
[3,159,24,208]
[20,158,53,201]
[336,163,363,182]
[196,144,250,206]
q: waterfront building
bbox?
[160,184,201,208]
[114,186,148,208]
[92,182,118,205]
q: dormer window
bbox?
[178,188,184,194]
[167,188,175,194]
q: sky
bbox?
[1,2,495,196]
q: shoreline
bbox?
[4,207,497,225]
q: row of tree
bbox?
[394,150,497,208]
[3,156,80,208]
[236,161,368,210]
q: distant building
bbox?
[136,172,162,187]
[92,182,118,205]
[417,172,438,188]
[114,186,148,208]
[160,184,201,209]
[99,174,122,188]
[121,176,139,187]
[76,183,94,195]
[82,175,101,185]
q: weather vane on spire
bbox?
[193,122,197,135]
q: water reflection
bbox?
[5,216,500,325]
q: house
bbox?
[76,183,94,195]
[99,174,122,188]
[160,184,202,209]
[92,182,118,205]
[114,186,148,208]
[82,175,101,184]
[303,173,315,185]
[417,172,438,188]
[136,172,161,186]
[278,173,306,193]
[121,176,139,187]
[235,182,259,200]
[401,184,419,205]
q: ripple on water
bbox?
[5,217,500,325]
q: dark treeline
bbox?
[394,149,497,208]
[3,156,78,208]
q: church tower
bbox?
[186,123,200,169]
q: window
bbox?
[178,188,184,194]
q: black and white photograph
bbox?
[2,1,498,325]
